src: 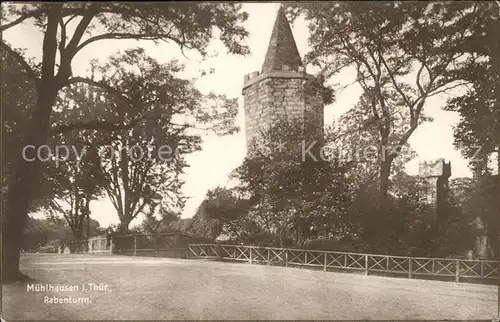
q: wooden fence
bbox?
[60,239,499,283]
[63,233,200,258]
[188,244,500,283]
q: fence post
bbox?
[249,247,253,265]
[324,252,327,272]
[455,260,460,282]
[408,257,412,279]
[498,262,500,319]
[133,235,137,257]
[154,236,158,257]
[267,248,270,266]
[364,255,369,276]
[285,249,288,267]
[218,245,223,261]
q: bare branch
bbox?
[379,54,412,108]
[74,32,191,56]
[66,76,128,101]
[40,4,62,81]
[340,35,378,82]
[401,120,419,144]
[0,8,46,32]
[56,12,94,84]
[426,80,470,99]
[64,13,94,56]
[366,47,382,83]
[58,17,66,61]
[63,14,78,27]
[422,61,433,84]
[415,61,426,96]
[51,114,152,134]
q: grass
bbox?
[1,253,498,320]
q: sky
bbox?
[3,3,480,228]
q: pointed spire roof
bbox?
[261,5,303,73]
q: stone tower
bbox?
[242,6,324,159]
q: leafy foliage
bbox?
[22,216,104,252]
[141,207,181,235]
[1,42,38,211]
[232,120,358,247]
[59,49,240,233]
[287,2,488,199]
[191,187,253,241]
[444,28,500,174]
[461,175,500,258]
[2,2,251,280]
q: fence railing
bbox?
[59,238,499,283]
[187,244,500,282]
[62,233,201,258]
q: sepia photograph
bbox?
[1,1,499,320]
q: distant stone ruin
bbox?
[419,158,492,259]
[418,159,451,215]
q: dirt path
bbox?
[2,254,497,320]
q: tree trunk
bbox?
[379,159,392,199]
[2,89,58,281]
[487,227,499,259]
[2,5,63,282]
[118,219,131,234]
[375,158,393,249]
[86,212,91,239]
[497,138,500,175]
[84,195,91,238]
[497,150,500,175]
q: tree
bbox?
[141,207,180,234]
[322,99,418,249]
[22,216,72,252]
[289,2,485,202]
[190,187,253,241]
[443,3,500,175]
[442,2,500,259]
[387,172,472,256]
[1,42,38,214]
[233,119,356,247]
[462,175,500,258]
[1,2,249,281]
[39,84,109,239]
[446,67,499,176]
[325,97,418,192]
[81,48,239,233]
[44,144,105,239]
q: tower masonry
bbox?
[419,158,451,208]
[242,6,324,158]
